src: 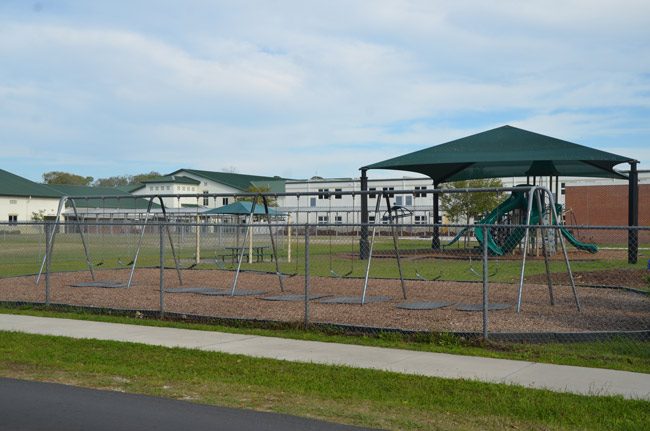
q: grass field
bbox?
[2,305,649,374]
[0,331,648,431]
[1,231,647,284]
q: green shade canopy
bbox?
[363,125,635,184]
[203,201,284,216]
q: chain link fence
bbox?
[1,217,648,354]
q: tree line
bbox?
[42,171,163,187]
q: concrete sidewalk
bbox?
[1,314,649,400]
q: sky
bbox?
[1,0,649,183]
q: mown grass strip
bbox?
[1,304,649,373]
[0,331,648,431]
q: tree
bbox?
[130,171,162,184]
[93,172,162,187]
[42,171,93,185]
[440,178,506,224]
[237,185,278,207]
[93,176,130,187]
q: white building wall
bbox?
[0,196,60,224]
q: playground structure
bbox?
[445,187,598,256]
[32,184,604,314]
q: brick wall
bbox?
[564,184,650,243]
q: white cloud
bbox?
[1,1,649,179]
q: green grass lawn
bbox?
[0,331,648,431]
[2,232,647,284]
[2,305,649,374]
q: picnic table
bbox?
[224,246,271,263]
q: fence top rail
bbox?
[2,221,649,231]
[57,185,545,201]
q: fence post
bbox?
[304,224,310,330]
[159,222,165,319]
[44,222,51,306]
[482,224,489,340]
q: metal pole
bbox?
[45,222,51,306]
[361,194,382,304]
[159,223,165,319]
[36,197,66,285]
[432,182,440,249]
[304,225,310,329]
[545,188,581,311]
[628,161,639,264]
[385,194,407,299]
[69,199,96,281]
[360,169,369,259]
[535,190,555,305]
[262,195,285,292]
[127,197,154,288]
[516,186,538,312]
[158,197,183,286]
[482,224,488,340]
[231,195,258,295]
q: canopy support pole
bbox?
[431,181,440,249]
[628,161,639,264]
[360,168,369,260]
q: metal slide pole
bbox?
[545,188,580,311]
[516,186,538,313]
[127,198,154,288]
[36,197,67,285]
[69,199,96,281]
[231,195,258,295]
[385,194,407,299]
[534,190,555,305]
[158,197,183,286]
[262,195,285,292]
[361,194,382,304]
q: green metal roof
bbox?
[363,125,635,184]
[203,201,285,215]
[170,169,287,192]
[46,184,159,209]
[0,169,62,198]
[141,175,200,185]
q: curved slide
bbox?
[446,191,598,255]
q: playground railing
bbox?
[0,220,648,356]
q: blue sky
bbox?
[2,0,649,182]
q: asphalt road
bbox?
[0,378,379,431]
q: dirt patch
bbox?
[528,268,650,289]
[1,268,648,334]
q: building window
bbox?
[318,188,329,199]
[9,199,17,205]
[166,186,171,191]
[368,215,376,224]
[203,192,209,206]
[335,216,343,224]
[382,187,394,198]
[405,196,413,206]
[561,182,566,195]
[395,196,403,206]
[8,215,17,225]
[310,197,317,207]
[415,186,427,198]
[334,188,342,199]
[222,197,229,205]
[414,215,427,225]
[317,215,328,224]
[369,187,376,199]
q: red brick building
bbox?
[564,183,650,242]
